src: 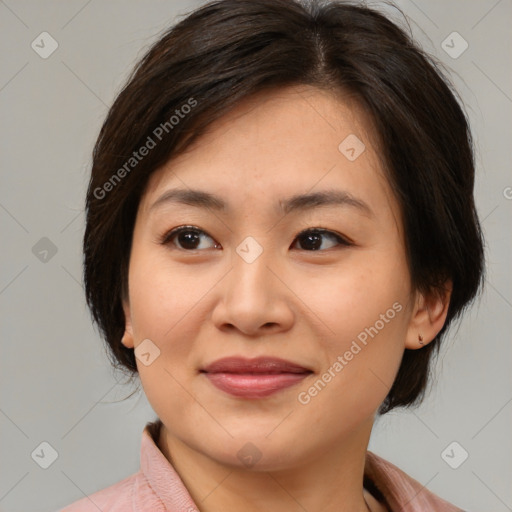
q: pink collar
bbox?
[139,420,462,512]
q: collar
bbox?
[140,419,461,512]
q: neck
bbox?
[157,418,379,512]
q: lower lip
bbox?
[203,372,311,398]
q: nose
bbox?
[211,244,295,337]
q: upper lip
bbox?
[201,356,313,374]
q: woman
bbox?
[61,0,484,510]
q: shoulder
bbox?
[57,472,139,512]
[365,451,465,511]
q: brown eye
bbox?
[292,228,351,251]
[161,226,220,251]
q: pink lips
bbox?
[201,356,313,398]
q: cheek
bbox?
[299,255,411,407]
[313,252,410,340]
[295,299,407,435]
[128,249,206,339]
[127,255,204,424]
[127,251,220,397]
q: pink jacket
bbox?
[59,420,463,511]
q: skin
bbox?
[121,85,451,512]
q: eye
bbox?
[291,228,352,251]
[160,226,220,251]
[160,226,352,252]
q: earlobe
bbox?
[405,281,452,350]
[121,299,135,349]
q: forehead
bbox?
[140,85,393,218]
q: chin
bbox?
[192,424,309,472]
[209,443,304,473]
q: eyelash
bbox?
[159,225,353,252]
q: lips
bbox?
[201,357,313,398]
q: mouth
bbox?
[200,356,314,399]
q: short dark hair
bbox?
[83,0,484,414]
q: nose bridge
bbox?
[230,234,275,300]
[211,234,292,335]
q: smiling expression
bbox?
[121,84,424,470]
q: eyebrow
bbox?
[149,188,373,217]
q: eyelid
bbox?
[159,225,219,248]
[294,227,354,246]
[159,225,353,250]
[160,225,197,244]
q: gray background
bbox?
[0,1,511,511]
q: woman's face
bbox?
[122,85,426,470]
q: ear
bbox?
[405,281,452,350]
[121,298,135,349]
